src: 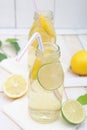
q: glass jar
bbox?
[28,43,64,123]
[28,10,56,68]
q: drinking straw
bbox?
[54,90,62,102]
[33,0,40,14]
[16,32,43,61]
[16,31,62,102]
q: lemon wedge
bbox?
[30,26,50,48]
[39,14,56,37]
[31,57,42,79]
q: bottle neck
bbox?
[36,43,60,63]
[34,10,54,22]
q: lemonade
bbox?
[28,44,64,123]
[28,11,56,67]
[28,11,56,47]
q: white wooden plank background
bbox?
[16,0,54,28]
[16,0,34,28]
[0,0,15,28]
[55,0,87,29]
[0,0,87,33]
[78,35,87,49]
[0,112,22,130]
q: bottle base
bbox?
[29,108,59,123]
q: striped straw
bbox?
[54,89,62,102]
[33,0,40,14]
[16,32,43,61]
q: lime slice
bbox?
[3,74,28,99]
[61,100,86,124]
[37,62,64,90]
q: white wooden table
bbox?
[0,33,87,130]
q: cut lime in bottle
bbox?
[61,100,86,124]
[37,62,64,90]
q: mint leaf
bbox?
[0,53,7,61]
[6,38,18,43]
[12,42,20,53]
[6,38,20,53]
[77,94,87,105]
[0,40,2,47]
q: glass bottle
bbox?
[28,10,56,67]
[28,43,64,123]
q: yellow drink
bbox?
[28,44,64,123]
[28,11,56,47]
[28,11,56,67]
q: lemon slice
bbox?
[61,100,86,124]
[37,62,64,90]
[3,74,28,99]
[29,26,50,48]
[28,22,37,39]
[39,14,56,37]
[31,57,42,80]
[33,26,50,41]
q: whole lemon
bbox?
[70,50,87,75]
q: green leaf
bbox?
[0,53,7,61]
[0,40,2,47]
[77,94,87,105]
[6,38,20,53]
[12,42,20,53]
[6,38,18,43]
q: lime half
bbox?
[37,62,64,90]
[61,100,85,124]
